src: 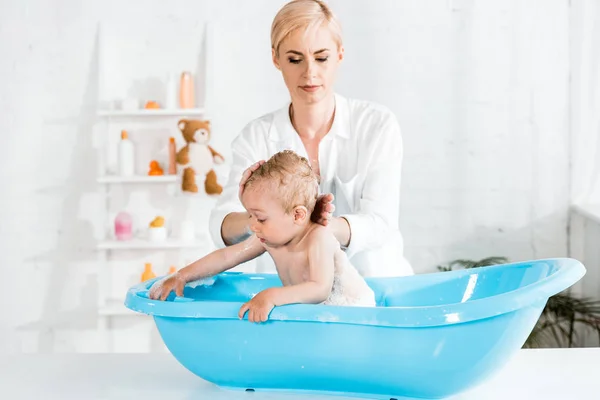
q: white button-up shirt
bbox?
[209,93,413,277]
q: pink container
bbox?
[115,211,133,241]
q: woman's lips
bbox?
[301,85,320,92]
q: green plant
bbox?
[436,257,600,348]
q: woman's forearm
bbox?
[221,211,253,246]
[331,216,351,248]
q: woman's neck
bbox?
[289,94,336,141]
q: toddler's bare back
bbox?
[324,247,376,307]
[267,228,376,307]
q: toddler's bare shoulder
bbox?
[307,225,338,246]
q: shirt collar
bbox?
[269,93,350,143]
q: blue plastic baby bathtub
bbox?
[124,258,585,399]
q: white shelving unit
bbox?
[97,108,206,118]
[94,22,218,326]
[98,299,139,317]
[97,175,178,184]
[97,237,209,250]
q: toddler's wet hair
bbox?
[244,150,319,213]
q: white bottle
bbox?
[165,73,178,110]
[118,130,135,176]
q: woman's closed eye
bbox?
[288,57,329,64]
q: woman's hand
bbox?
[311,193,335,226]
[238,160,265,203]
[238,289,276,323]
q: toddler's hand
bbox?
[238,160,265,202]
[311,193,335,226]
[238,289,276,323]
[148,273,186,301]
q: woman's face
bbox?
[273,24,344,106]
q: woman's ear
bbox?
[293,206,308,224]
[272,48,281,70]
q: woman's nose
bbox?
[304,59,317,78]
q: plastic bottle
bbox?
[165,73,178,109]
[114,211,133,241]
[141,263,156,282]
[168,137,177,174]
[118,130,135,176]
[179,71,195,109]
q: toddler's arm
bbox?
[149,235,265,300]
[271,227,336,304]
[239,227,336,322]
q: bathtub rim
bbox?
[123,257,585,328]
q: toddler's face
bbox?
[242,184,297,247]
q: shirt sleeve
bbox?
[208,130,259,249]
[340,111,403,259]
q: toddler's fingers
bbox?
[149,285,162,300]
[238,303,249,319]
[175,284,184,298]
[160,286,172,301]
[260,310,268,322]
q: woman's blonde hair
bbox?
[271,0,343,56]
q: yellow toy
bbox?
[149,216,165,228]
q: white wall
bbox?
[570,0,600,206]
[568,0,600,344]
[0,0,573,353]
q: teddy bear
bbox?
[176,119,224,195]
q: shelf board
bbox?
[97,237,208,250]
[97,175,178,184]
[99,299,139,317]
[97,108,206,117]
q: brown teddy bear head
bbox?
[178,119,211,144]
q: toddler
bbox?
[149,150,375,322]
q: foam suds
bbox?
[187,276,217,288]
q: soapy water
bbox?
[187,276,217,288]
[149,235,258,299]
[148,273,217,300]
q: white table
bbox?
[1,348,598,399]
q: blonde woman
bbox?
[209,0,413,277]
